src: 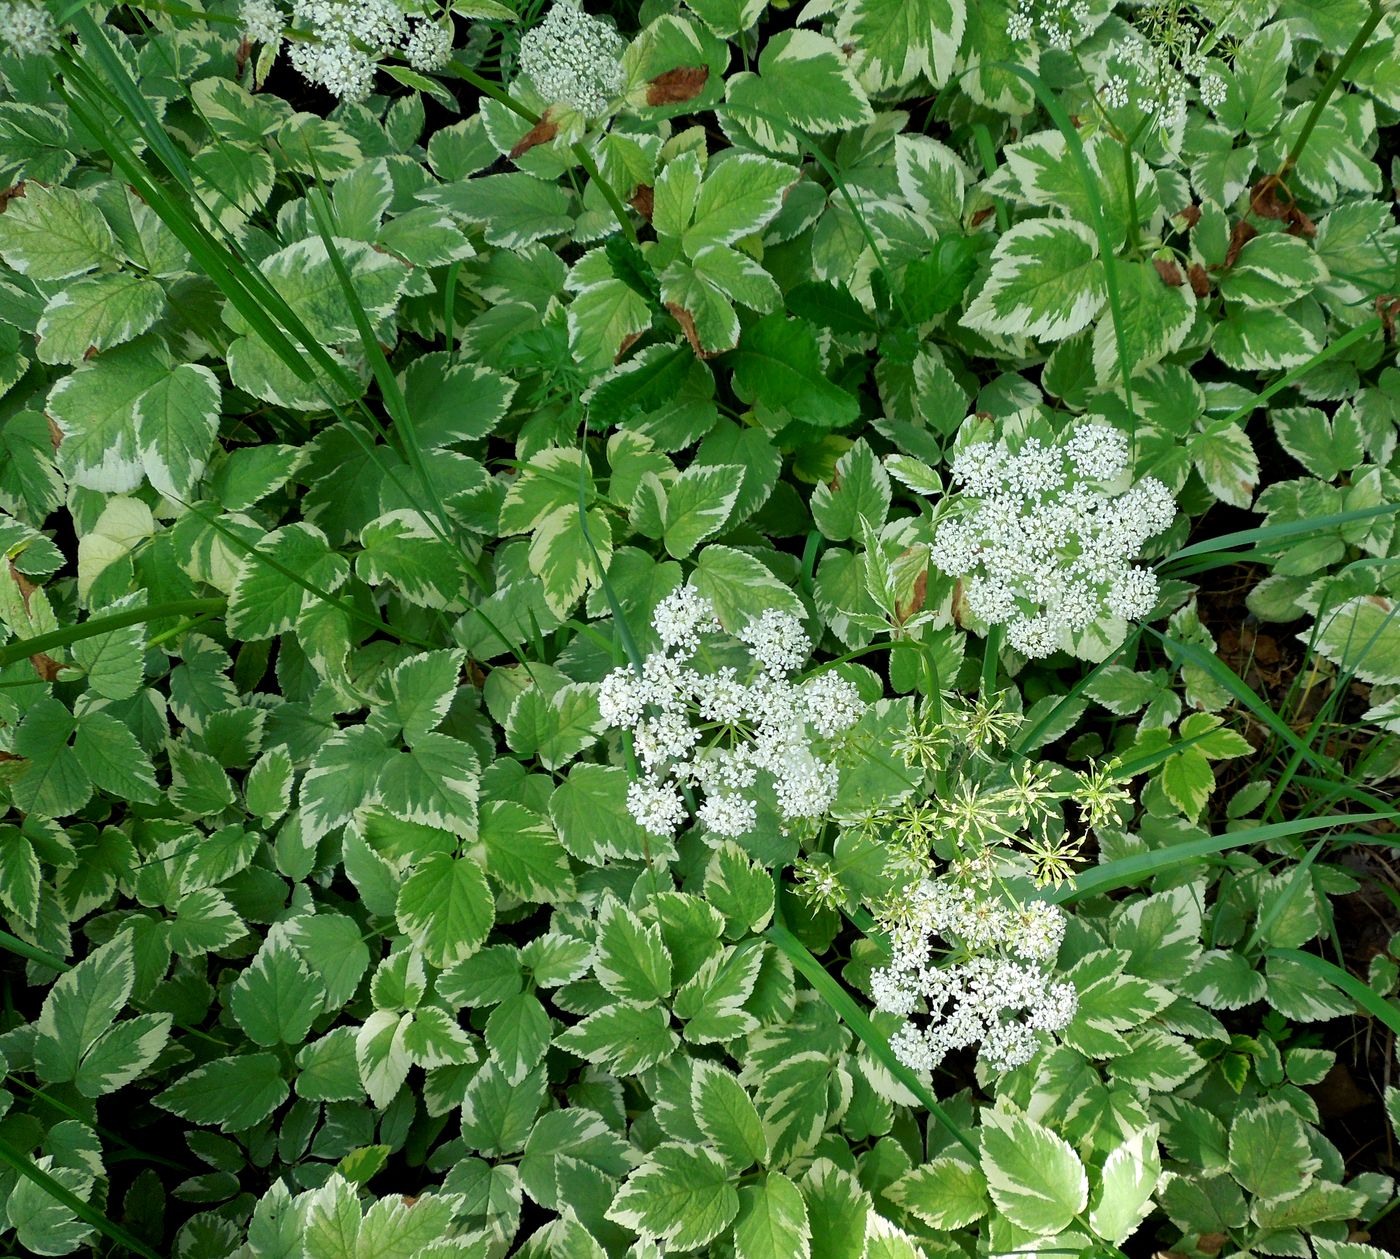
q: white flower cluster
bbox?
[2,0,56,55]
[1102,35,1225,131]
[242,0,452,101]
[518,2,626,118]
[598,588,865,840]
[933,423,1175,658]
[1007,0,1089,51]
[871,879,1077,1072]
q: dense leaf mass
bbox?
[0,0,1397,1256]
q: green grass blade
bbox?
[1051,813,1398,903]
[0,599,225,670]
[1164,503,1397,567]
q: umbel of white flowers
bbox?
[871,878,1077,1072]
[518,2,626,118]
[239,0,452,101]
[1,1,56,55]
[933,422,1176,658]
[598,588,865,840]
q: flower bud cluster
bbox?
[599,588,865,840]
[933,423,1175,658]
[871,878,1077,1072]
[518,3,626,118]
[241,0,452,101]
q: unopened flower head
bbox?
[2,0,56,55]
[871,877,1076,1072]
[599,587,865,840]
[518,2,626,118]
[933,422,1175,657]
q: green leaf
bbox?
[301,726,390,842]
[693,1059,768,1171]
[425,172,573,248]
[47,338,166,493]
[550,763,666,864]
[979,1109,1089,1236]
[479,800,573,902]
[1089,1125,1161,1245]
[355,1010,412,1109]
[682,0,765,39]
[133,363,222,500]
[227,523,349,641]
[398,354,514,449]
[153,1052,290,1132]
[70,616,145,701]
[6,1158,97,1258]
[12,697,89,818]
[34,931,134,1084]
[0,825,40,927]
[35,272,166,365]
[73,710,159,804]
[1160,746,1216,820]
[1272,405,1365,481]
[594,896,673,1004]
[73,1012,171,1099]
[692,543,804,630]
[685,154,799,254]
[555,1001,680,1075]
[229,932,329,1048]
[834,0,965,91]
[734,1172,810,1259]
[505,682,602,771]
[962,219,1105,341]
[663,462,744,558]
[378,649,464,745]
[607,1142,741,1250]
[703,840,774,937]
[1093,259,1194,382]
[224,236,409,344]
[568,276,653,374]
[378,733,481,835]
[0,183,118,280]
[1190,419,1259,508]
[1213,304,1322,371]
[1228,1103,1318,1201]
[672,940,763,1043]
[888,1156,989,1230]
[528,505,613,618]
[485,991,553,1086]
[725,29,873,149]
[1217,232,1326,308]
[660,257,740,355]
[1308,595,1400,685]
[729,313,860,429]
[810,438,891,542]
[461,1060,546,1155]
[394,852,495,968]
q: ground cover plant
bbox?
[0,0,1399,1254]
